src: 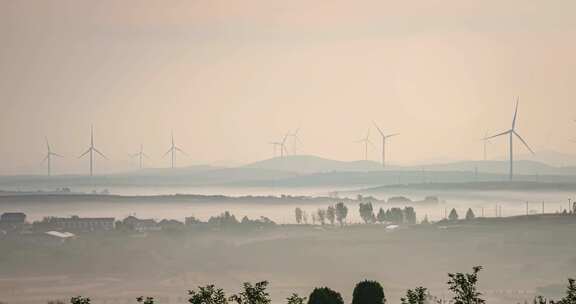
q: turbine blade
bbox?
[175,146,188,156]
[372,121,384,136]
[143,153,151,159]
[514,131,535,155]
[79,148,91,158]
[386,133,400,138]
[162,148,173,158]
[484,130,511,140]
[512,97,519,129]
[42,154,49,163]
[93,148,107,160]
[51,152,64,158]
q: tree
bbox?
[287,294,306,304]
[137,297,155,304]
[326,206,336,225]
[335,202,348,226]
[400,287,428,304]
[295,208,303,224]
[376,208,386,223]
[465,208,475,221]
[188,284,228,304]
[359,202,375,224]
[448,208,459,221]
[317,209,326,225]
[70,297,90,304]
[386,208,404,224]
[229,281,271,304]
[403,207,417,224]
[352,280,386,304]
[308,287,344,304]
[558,278,576,304]
[421,215,429,225]
[447,266,485,304]
[302,211,308,224]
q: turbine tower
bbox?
[279,133,289,158]
[288,128,301,155]
[163,132,187,168]
[79,126,107,176]
[373,122,399,168]
[484,97,534,180]
[43,137,63,176]
[130,144,149,169]
[356,129,374,161]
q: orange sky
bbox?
[1,0,576,174]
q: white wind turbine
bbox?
[79,125,107,176]
[484,97,534,180]
[43,137,63,176]
[355,129,374,161]
[288,127,302,155]
[163,132,187,168]
[373,122,399,168]
[130,144,149,169]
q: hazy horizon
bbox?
[2,0,576,175]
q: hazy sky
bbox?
[1,0,576,174]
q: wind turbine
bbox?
[130,144,149,169]
[356,129,374,161]
[372,122,399,168]
[268,142,282,158]
[279,133,289,158]
[43,137,63,176]
[79,125,107,176]
[163,132,187,168]
[288,128,302,155]
[484,97,534,180]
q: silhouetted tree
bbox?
[447,266,485,304]
[359,202,376,224]
[386,208,404,224]
[403,207,417,224]
[448,209,459,221]
[70,297,90,304]
[558,278,576,304]
[308,287,344,304]
[287,294,307,304]
[326,206,336,225]
[229,281,271,304]
[317,209,326,225]
[302,211,309,224]
[465,208,475,221]
[188,284,228,304]
[376,208,386,223]
[400,287,428,304]
[137,297,155,304]
[335,202,348,226]
[352,280,386,304]
[295,208,304,224]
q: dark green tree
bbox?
[359,202,376,224]
[317,209,326,225]
[400,287,428,304]
[335,202,348,226]
[295,208,303,224]
[558,278,576,304]
[465,208,475,221]
[70,297,90,304]
[448,209,459,221]
[447,266,485,304]
[326,206,336,225]
[229,281,271,304]
[376,208,386,223]
[308,287,344,304]
[386,208,404,224]
[188,284,228,304]
[352,280,386,304]
[403,207,417,224]
[287,294,307,304]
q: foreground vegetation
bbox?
[48,267,575,304]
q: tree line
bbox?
[60,266,576,304]
[295,202,418,226]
